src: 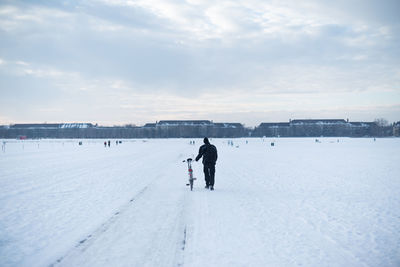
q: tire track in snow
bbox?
[50,183,151,266]
[174,160,199,267]
[176,226,187,267]
[174,181,194,267]
[182,226,187,251]
[52,146,193,267]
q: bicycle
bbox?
[183,158,196,191]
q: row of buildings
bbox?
[253,119,396,137]
[0,119,398,139]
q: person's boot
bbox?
[210,186,214,191]
[205,185,209,189]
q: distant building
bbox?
[10,123,93,129]
[254,119,376,137]
[157,120,212,126]
[60,123,93,129]
[254,122,290,137]
[10,123,62,129]
[6,123,94,139]
[348,122,376,137]
[290,119,347,124]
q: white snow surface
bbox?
[0,138,399,267]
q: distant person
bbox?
[108,140,111,147]
[104,141,107,147]
[195,137,218,190]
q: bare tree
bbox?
[374,118,389,127]
[373,118,391,137]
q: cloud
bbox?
[0,0,399,126]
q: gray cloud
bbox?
[0,0,399,125]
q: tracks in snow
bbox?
[51,184,151,266]
[50,148,193,267]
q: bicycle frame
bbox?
[183,158,196,191]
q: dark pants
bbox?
[203,164,215,186]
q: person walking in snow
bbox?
[195,137,218,190]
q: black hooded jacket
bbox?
[195,143,218,165]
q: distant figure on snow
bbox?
[104,141,107,147]
[108,140,111,147]
[195,137,218,190]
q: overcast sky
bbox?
[0,0,399,127]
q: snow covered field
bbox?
[0,138,399,267]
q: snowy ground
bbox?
[0,138,399,267]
